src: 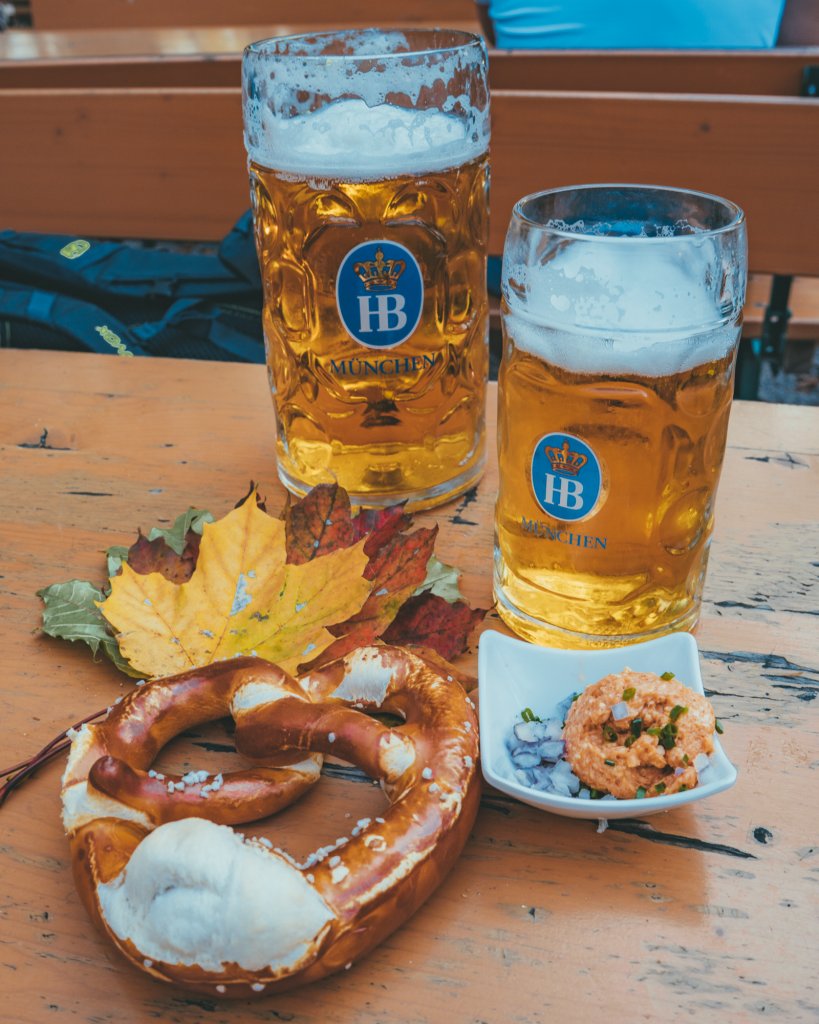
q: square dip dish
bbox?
[477,629,737,820]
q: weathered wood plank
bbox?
[28,0,476,30]
[1,87,818,275]
[0,350,817,1023]
[2,46,816,95]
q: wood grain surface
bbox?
[0,350,817,1024]
[1,86,817,277]
[27,0,477,31]
[2,44,816,98]
[0,21,482,61]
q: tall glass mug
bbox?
[242,29,490,509]
[494,185,747,648]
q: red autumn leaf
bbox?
[284,484,355,565]
[352,504,412,557]
[126,530,202,585]
[382,592,487,662]
[301,526,438,670]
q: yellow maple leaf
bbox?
[98,495,371,678]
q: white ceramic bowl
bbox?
[478,629,737,819]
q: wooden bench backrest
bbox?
[29,0,477,30]
[1,84,816,276]
[2,46,817,94]
[489,48,819,95]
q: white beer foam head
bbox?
[243,29,489,178]
[97,818,333,974]
[503,240,739,377]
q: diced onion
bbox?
[610,701,629,721]
[694,752,710,772]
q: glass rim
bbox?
[511,183,746,243]
[244,27,484,61]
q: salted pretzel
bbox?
[62,645,480,997]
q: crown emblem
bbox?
[353,248,405,291]
[545,440,587,476]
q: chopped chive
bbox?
[715,719,724,734]
[669,705,688,723]
[660,671,675,681]
[635,786,647,798]
[604,758,616,767]
[657,722,678,750]
[679,784,688,792]
[589,789,604,799]
[654,782,666,794]
[629,717,643,738]
[622,686,636,701]
[521,707,541,723]
[602,724,618,742]
[571,692,581,702]
[624,735,634,748]
[646,726,661,737]
[682,753,690,764]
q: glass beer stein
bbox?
[494,185,747,648]
[242,29,490,510]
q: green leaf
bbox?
[146,508,214,556]
[106,545,130,578]
[37,579,139,677]
[412,554,464,603]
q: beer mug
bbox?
[242,29,490,510]
[494,185,747,648]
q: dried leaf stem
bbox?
[0,706,108,808]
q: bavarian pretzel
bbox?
[62,645,480,997]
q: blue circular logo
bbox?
[336,240,423,349]
[531,432,604,522]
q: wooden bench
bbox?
[2,40,816,92]
[0,44,817,392]
[26,0,477,30]
[1,83,814,264]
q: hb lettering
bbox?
[357,294,407,333]
[543,473,584,510]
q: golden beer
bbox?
[494,185,747,647]
[249,155,489,507]
[495,342,736,644]
[242,30,490,509]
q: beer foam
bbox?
[503,242,740,376]
[504,312,739,378]
[248,98,486,179]
[243,29,490,178]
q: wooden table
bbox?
[1,349,817,1023]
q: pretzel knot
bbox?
[61,645,480,997]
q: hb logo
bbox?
[531,432,604,522]
[336,240,424,349]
